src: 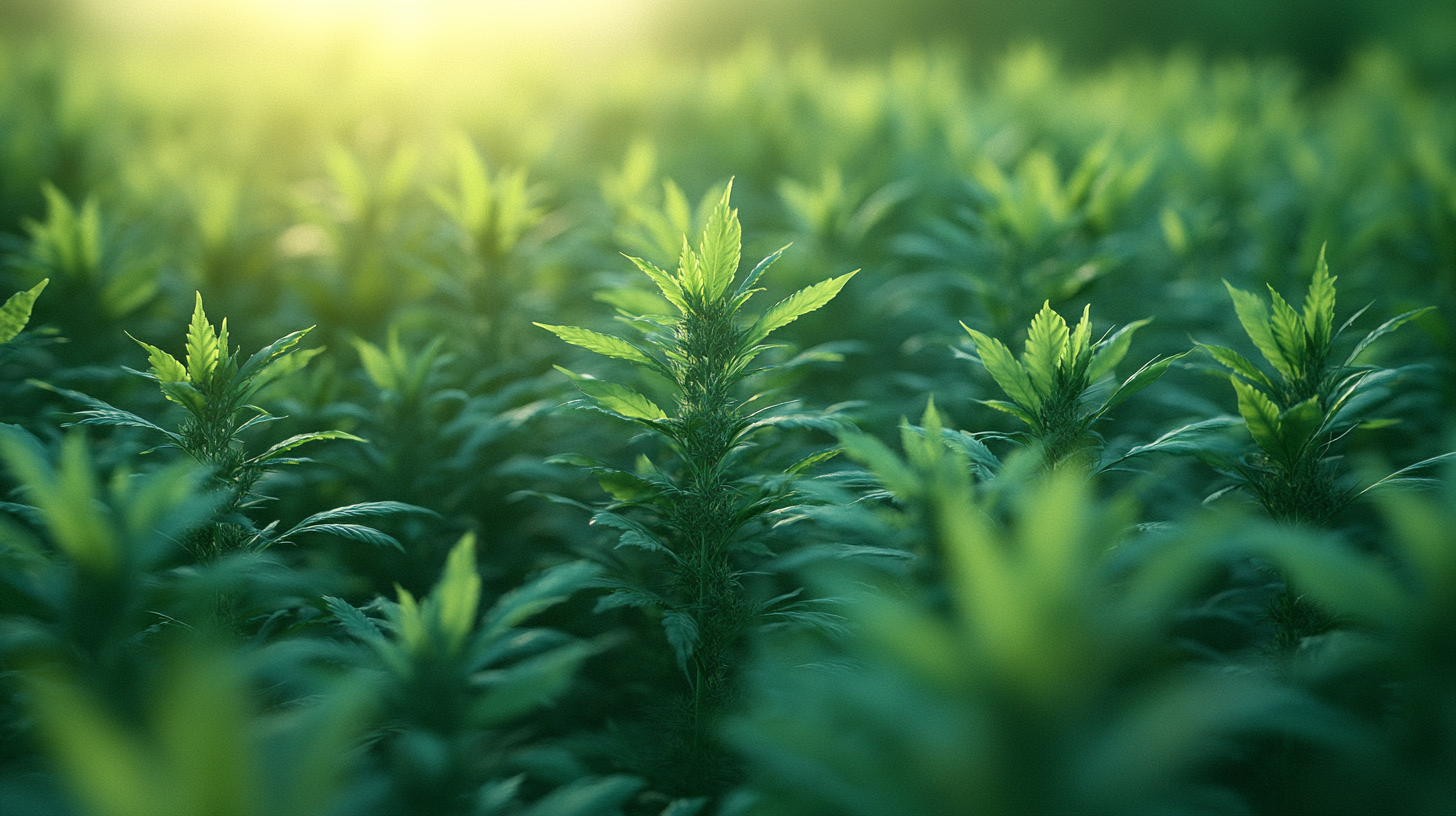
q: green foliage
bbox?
[540,181,855,793]
[48,294,424,558]
[901,140,1153,336]
[7,184,162,363]
[325,533,618,816]
[427,134,551,358]
[0,279,46,346]
[24,646,368,816]
[1198,248,1436,526]
[963,301,1184,470]
[731,436,1336,816]
[0,25,1452,816]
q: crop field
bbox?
[0,2,1453,814]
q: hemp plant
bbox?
[962,301,1184,471]
[1196,248,1440,654]
[537,181,855,792]
[53,294,422,559]
[325,534,636,816]
[1199,248,1433,526]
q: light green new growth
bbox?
[1202,246,1434,526]
[0,279,48,345]
[963,301,1183,469]
[539,178,856,791]
[56,293,425,557]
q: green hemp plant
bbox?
[1199,247,1438,653]
[1200,248,1433,525]
[537,180,855,792]
[54,293,422,559]
[962,301,1184,471]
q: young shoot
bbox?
[962,301,1184,471]
[53,294,422,558]
[538,179,855,792]
[1200,247,1434,526]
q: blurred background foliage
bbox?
[0,0,1452,814]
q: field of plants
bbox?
[0,5,1453,815]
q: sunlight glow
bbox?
[79,0,657,56]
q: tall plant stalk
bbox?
[539,180,854,791]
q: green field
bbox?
[1,3,1453,814]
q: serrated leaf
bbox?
[1198,343,1272,389]
[590,511,677,560]
[128,334,187,384]
[246,346,322,400]
[594,588,663,613]
[37,383,183,443]
[535,323,656,368]
[742,413,847,435]
[159,381,206,414]
[1303,245,1336,348]
[941,429,1003,476]
[1278,396,1324,460]
[1067,304,1091,371]
[252,431,365,465]
[733,244,789,299]
[761,608,851,636]
[0,279,47,345]
[963,323,1040,411]
[555,367,665,421]
[1342,307,1432,369]
[1267,287,1305,375]
[1231,377,1284,462]
[69,404,177,438]
[662,610,699,677]
[184,293,220,384]
[698,180,740,301]
[1101,351,1186,413]
[677,237,703,299]
[324,595,388,647]
[1224,281,1292,379]
[625,254,688,313]
[1361,452,1456,498]
[234,328,311,386]
[282,523,403,550]
[979,399,1038,427]
[480,561,603,643]
[744,271,856,346]
[1023,301,1069,398]
[290,501,436,526]
[1086,318,1151,383]
[786,447,840,475]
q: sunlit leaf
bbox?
[535,323,657,368]
[744,271,856,347]
[0,279,47,345]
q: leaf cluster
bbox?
[963,301,1182,469]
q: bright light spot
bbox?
[77,0,657,54]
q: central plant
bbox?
[538,180,854,791]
